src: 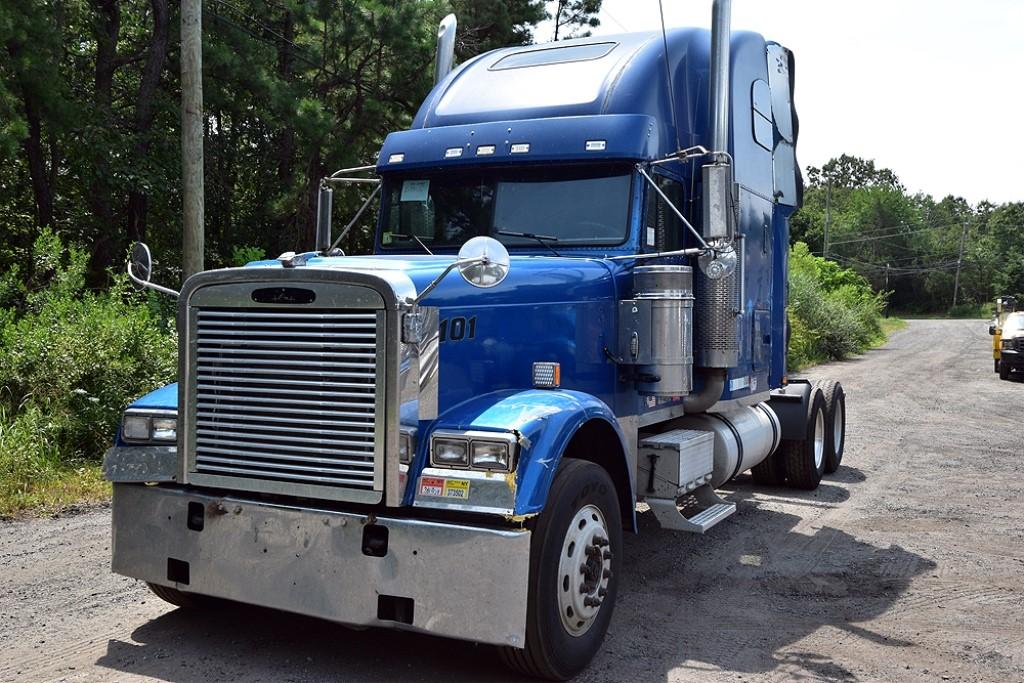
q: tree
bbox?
[806,154,904,192]
[548,0,602,41]
[451,0,547,62]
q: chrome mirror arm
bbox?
[636,164,710,250]
[406,256,487,306]
[127,263,180,298]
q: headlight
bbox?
[121,412,177,444]
[151,417,177,441]
[430,431,517,471]
[398,430,414,464]
[122,415,152,441]
[1002,340,1013,350]
[471,440,510,470]
[432,438,469,467]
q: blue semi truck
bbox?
[107,2,848,678]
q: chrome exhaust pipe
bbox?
[709,0,732,159]
[434,14,457,85]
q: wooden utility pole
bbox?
[181,0,204,278]
[823,180,832,259]
[951,221,968,310]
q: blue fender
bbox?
[420,389,636,529]
[129,382,179,411]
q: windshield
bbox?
[379,167,632,249]
[1004,313,1024,334]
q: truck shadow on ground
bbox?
[95,468,933,682]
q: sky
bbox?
[536,0,1024,205]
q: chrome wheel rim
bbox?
[557,503,612,637]
[833,401,844,455]
[813,406,825,470]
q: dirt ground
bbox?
[1,319,1022,682]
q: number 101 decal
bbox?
[439,316,477,343]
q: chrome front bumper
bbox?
[111,484,530,647]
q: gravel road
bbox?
[2,319,1022,683]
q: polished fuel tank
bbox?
[669,403,780,487]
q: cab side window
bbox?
[644,176,684,252]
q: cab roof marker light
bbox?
[476,145,496,156]
[585,140,607,151]
[444,147,463,158]
[387,153,405,163]
[510,143,530,154]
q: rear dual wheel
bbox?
[780,387,827,490]
[500,459,621,680]
[817,380,846,474]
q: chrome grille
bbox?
[192,308,380,490]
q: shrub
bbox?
[0,230,177,513]
[231,244,266,267]
[787,242,887,369]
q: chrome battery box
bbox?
[637,429,714,499]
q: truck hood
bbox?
[246,253,623,308]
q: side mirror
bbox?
[127,242,180,297]
[129,242,153,284]
[407,236,510,306]
[457,236,510,288]
[989,325,997,336]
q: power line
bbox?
[832,254,976,275]
[601,8,629,32]
[828,223,964,246]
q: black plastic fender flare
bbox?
[765,379,814,442]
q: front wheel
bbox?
[500,459,622,680]
[146,582,216,609]
[999,362,1010,380]
[995,358,1000,373]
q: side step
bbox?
[646,485,736,534]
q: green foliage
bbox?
[0,230,176,515]
[548,0,602,40]
[794,154,1023,314]
[451,0,547,61]
[0,1,561,282]
[787,242,888,369]
[230,245,267,267]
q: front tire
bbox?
[999,362,1010,380]
[817,380,846,474]
[782,387,827,490]
[500,459,622,680]
[995,358,1000,373]
[146,582,215,609]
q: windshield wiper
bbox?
[496,229,561,256]
[391,233,434,255]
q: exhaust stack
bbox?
[315,183,333,253]
[695,0,740,370]
[708,0,732,160]
[434,14,457,85]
